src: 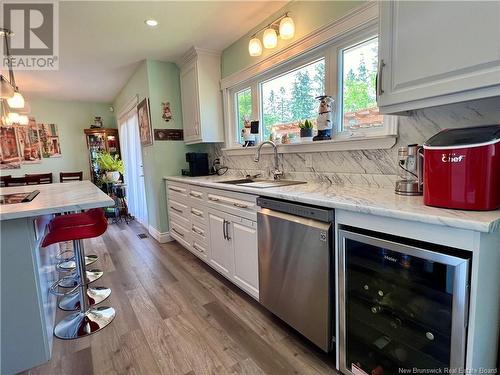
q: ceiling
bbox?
[8,1,287,103]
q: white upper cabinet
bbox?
[378,1,500,114]
[179,47,224,144]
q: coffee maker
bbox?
[395,144,424,195]
[182,153,209,176]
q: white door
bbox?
[119,110,148,226]
[378,1,500,108]
[232,221,259,298]
[208,211,233,277]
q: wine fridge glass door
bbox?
[338,229,469,375]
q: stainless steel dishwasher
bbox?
[257,197,334,352]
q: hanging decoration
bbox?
[0,28,29,126]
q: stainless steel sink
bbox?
[219,178,306,188]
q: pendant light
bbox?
[0,28,28,113]
[263,27,278,49]
[247,13,296,56]
[7,91,25,109]
[279,14,295,40]
[248,37,263,57]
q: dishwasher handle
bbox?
[258,208,332,231]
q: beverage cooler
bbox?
[338,229,470,374]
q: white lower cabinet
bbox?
[208,211,233,277]
[208,208,259,299]
[166,181,259,299]
[232,221,259,298]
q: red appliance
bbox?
[423,124,500,210]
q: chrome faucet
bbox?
[254,141,283,180]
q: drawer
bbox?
[168,199,189,219]
[188,186,207,204]
[167,183,189,203]
[170,221,191,249]
[169,209,190,228]
[191,222,208,242]
[191,239,208,260]
[206,189,257,221]
[190,206,207,225]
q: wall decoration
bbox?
[137,98,153,146]
[162,101,172,122]
[0,125,21,169]
[17,119,42,164]
[91,116,103,129]
[39,123,62,158]
[154,128,184,141]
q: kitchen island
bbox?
[0,181,114,375]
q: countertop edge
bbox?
[163,176,499,234]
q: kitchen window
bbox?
[339,36,383,131]
[223,18,397,153]
[261,58,325,141]
[235,87,252,143]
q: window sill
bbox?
[221,134,397,156]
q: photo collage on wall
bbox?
[0,120,62,169]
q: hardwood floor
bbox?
[24,221,338,375]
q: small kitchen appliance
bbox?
[182,152,209,177]
[423,124,500,210]
[395,144,424,195]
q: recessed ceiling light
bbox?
[145,19,158,27]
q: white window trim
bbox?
[221,1,397,155]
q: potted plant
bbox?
[96,152,124,182]
[299,119,314,141]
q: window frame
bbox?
[222,5,397,153]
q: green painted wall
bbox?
[0,99,115,179]
[113,60,206,234]
[221,1,365,78]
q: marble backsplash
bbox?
[209,97,500,188]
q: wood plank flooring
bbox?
[23,221,338,375]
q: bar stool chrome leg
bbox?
[57,269,104,288]
[58,286,111,311]
[54,239,115,339]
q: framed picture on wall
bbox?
[137,98,153,146]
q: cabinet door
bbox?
[180,62,200,143]
[208,211,233,277]
[231,221,259,299]
[378,1,500,111]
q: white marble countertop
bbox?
[0,180,115,221]
[164,175,500,233]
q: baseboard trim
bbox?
[148,225,174,243]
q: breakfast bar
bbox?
[0,181,114,374]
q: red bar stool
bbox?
[42,209,116,339]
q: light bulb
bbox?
[7,92,25,109]
[248,37,263,57]
[8,112,20,124]
[145,19,158,27]
[279,16,295,40]
[263,28,278,49]
[18,115,29,125]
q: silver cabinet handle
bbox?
[170,206,183,214]
[191,209,203,217]
[377,59,385,96]
[233,202,249,208]
[171,228,184,237]
[193,243,204,253]
[192,226,204,236]
[225,220,231,241]
[189,192,202,198]
[209,196,220,202]
[169,187,184,193]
